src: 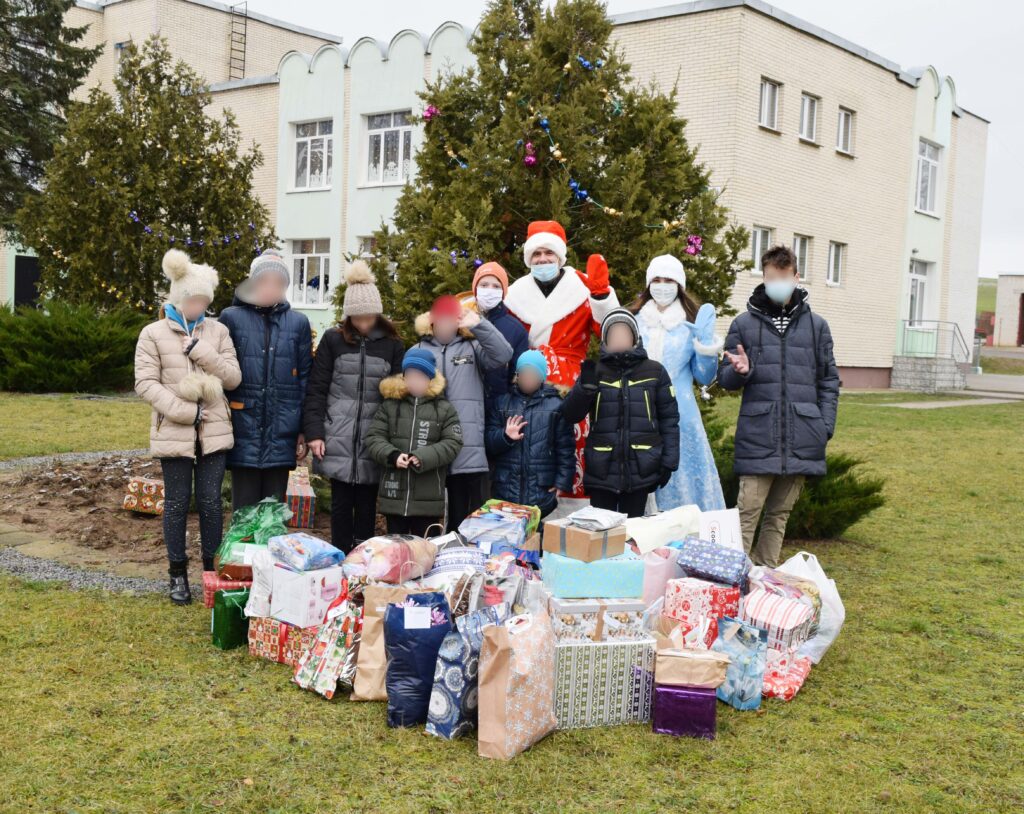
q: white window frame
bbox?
[793,234,811,281]
[827,241,845,286]
[357,236,377,259]
[751,226,773,274]
[363,110,413,187]
[799,94,818,143]
[758,79,780,130]
[908,259,930,323]
[916,139,941,214]
[293,119,333,191]
[289,239,332,309]
[836,107,855,155]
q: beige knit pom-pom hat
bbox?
[342,260,383,317]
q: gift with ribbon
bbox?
[542,518,628,562]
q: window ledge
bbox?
[914,208,941,220]
[286,186,332,194]
[356,181,409,190]
[825,281,841,288]
[758,124,782,135]
[292,304,332,310]
[835,149,855,159]
[750,269,764,276]
[798,136,820,147]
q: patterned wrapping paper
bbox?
[202,571,253,609]
[554,637,657,729]
[651,683,717,739]
[675,538,751,589]
[247,616,319,667]
[712,617,768,711]
[478,612,557,760]
[292,604,363,700]
[541,551,644,599]
[749,566,822,637]
[740,587,813,652]
[763,656,813,701]
[663,578,741,649]
[122,477,165,516]
[285,468,316,528]
[548,597,648,643]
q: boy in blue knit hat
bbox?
[485,349,576,517]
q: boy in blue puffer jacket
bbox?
[485,350,576,518]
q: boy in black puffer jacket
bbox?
[562,309,680,518]
[485,350,576,518]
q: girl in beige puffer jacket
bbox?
[134,249,241,605]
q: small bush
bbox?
[0,301,150,393]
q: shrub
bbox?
[0,301,150,393]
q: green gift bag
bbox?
[212,588,251,650]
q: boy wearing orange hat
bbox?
[472,262,529,404]
[503,220,620,504]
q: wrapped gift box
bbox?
[247,616,320,667]
[749,566,822,637]
[211,589,250,650]
[652,683,717,739]
[122,477,165,516]
[740,587,814,652]
[542,519,627,562]
[201,571,253,609]
[270,564,346,629]
[549,596,647,643]
[655,648,731,689]
[663,577,741,649]
[541,551,643,599]
[763,655,813,702]
[286,468,316,529]
[554,637,656,729]
[675,538,751,589]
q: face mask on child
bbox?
[475,288,503,311]
[649,282,678,306]
[765,279,797,305]
[531,263,560,283]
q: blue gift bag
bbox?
[383,592,452,727]
[711,616,768,711]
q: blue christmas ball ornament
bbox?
[539,117,549,130]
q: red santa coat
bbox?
[504,268,619,498]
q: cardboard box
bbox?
[554,637,656,729]
[270,564,346,629]
[654,648,731,689]
[549,596,647,643]
[122,477,165,516]
[286,468,316,528]
[542,519,627,562]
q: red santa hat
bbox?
[522,220,567,268]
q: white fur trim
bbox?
[505,268,588,347]
[522,232,567,267]
[645,254,686,289]
[588,286,620,325]
[638,299,686,333]
[693,335,725,357]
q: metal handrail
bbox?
[898,320,971,364]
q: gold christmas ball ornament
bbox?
[553,149,562,159]
[506,91,513,99]
[563,62,571,72]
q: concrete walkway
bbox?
[965,373,1024,395]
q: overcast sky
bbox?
[247,0,1021,279]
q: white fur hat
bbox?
[162,249,218,306]
[645,254,686,290]
[522,220,568,268]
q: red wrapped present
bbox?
[247,616,320,667]
[286,468,316,529]
[663,577,740,649]
[122,477,165,516]
[763,656,812,701]
[202,570,252,609]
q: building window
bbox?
[294,120,333,189]
[758,79,780,130]
[793,234,811,281]
[827,241,845,286]
[751,226,773,273]
[357,236,376,258]
[908,259,930,323]
[916,139,940,214]
[365,111,413,185]
[114,40,132,59]
[836,107,854,154]
[799,94,818,142]
[290,239,331,307]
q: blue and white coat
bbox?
[636,299,725,512]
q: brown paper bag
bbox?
[478,611,557,760]
[654,648,731,689]
[351,585,419,701]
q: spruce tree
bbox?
[17,36,275,312]
[0,0,101,231]
[371,0,749,327]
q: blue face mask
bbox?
[764,279,796,305]
[531,263,560,283]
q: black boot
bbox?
[168,561,192,605]
[202,556,215,572]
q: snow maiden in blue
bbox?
[633,255,725,512]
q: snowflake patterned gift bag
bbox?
[478,611,557,760]
[426,603,512,740]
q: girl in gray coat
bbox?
[413,294,513,531]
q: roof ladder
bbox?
[228,2,247,81]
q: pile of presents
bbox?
[204,498,844,759]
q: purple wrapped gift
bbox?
[651,683,717,740]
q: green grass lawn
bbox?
[976,277,997,313]
[1,395,1022,813]
[981,355,1024,376]
[0,392,150,460]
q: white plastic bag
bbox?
[244,548,274,618]
[778,551,844,664]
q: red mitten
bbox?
[584,254,610,296]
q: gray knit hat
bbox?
[342,260,383,317]
[600,307,640,346]
[248,248,290,285]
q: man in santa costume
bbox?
[503,220,619,504]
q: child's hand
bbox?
[505,415,528,441]
[395,453,411,469]
[408,455,421,469]
[181,336,193,354]
[308,439,325,460]
[723,344,749,374]
[458,308,481,329]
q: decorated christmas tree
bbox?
[17,36,275,313]
[369,0,749,328]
